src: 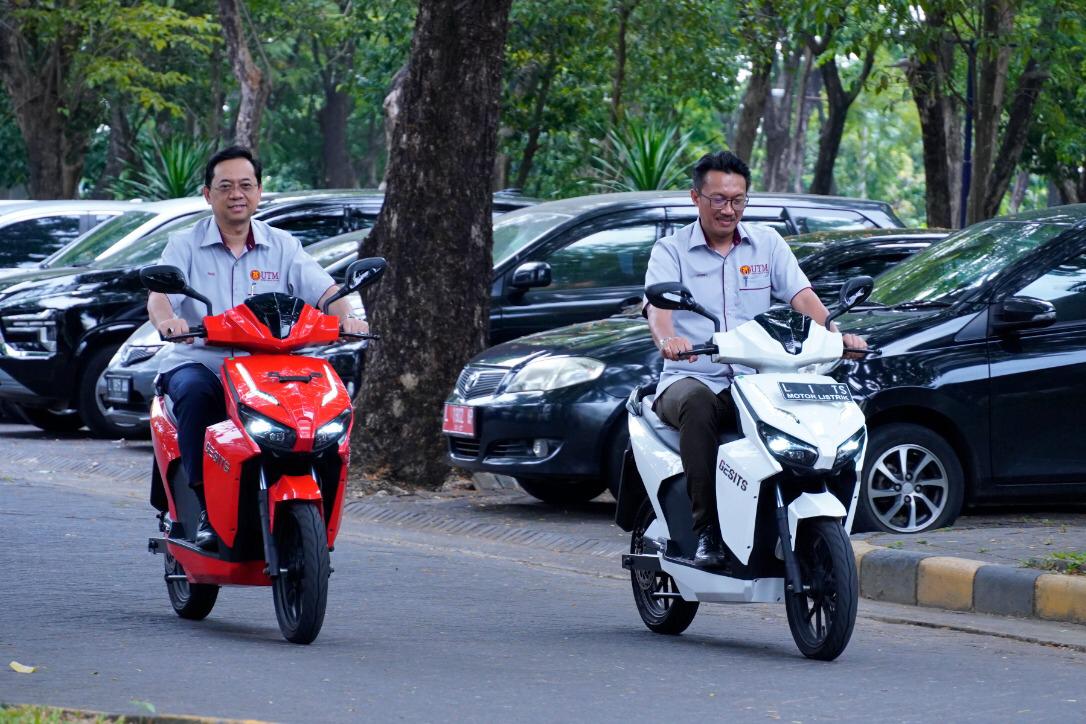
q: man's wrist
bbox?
[658,336,674,350]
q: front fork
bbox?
[774,483,805,594]
[258,465,281,579]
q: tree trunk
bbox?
[788,52,817,192]
[966,0,1014,224]
[1009,169,1029,213]
[610,0,639,127]
[319,85,358,188]
[761,47,802,192]
[219,0,270,151]
[808,36,875,196]
[731,56,772,163]
[352,0,513,488]
[380,64,408,191]
[91,100,137,198]
[514,52,557,189]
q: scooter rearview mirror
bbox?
[826,275,874,327]
[321,257,387,314]
[646,282,694,311]
[140,264,213,316]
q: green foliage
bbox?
[0,95,28,193]
[113,134,214,200]
[591,119,693,191]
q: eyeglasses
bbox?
[697,192,748,211]
[211,181,259,194]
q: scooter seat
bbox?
[642,394,743,452]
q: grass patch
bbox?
[0,705,121,723]
[1025,551,1086,575]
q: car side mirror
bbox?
[826,275,874,327]
[645,281,720,333]
[322,257,386,314]
[139,264,213,316]
[991,296,1056,331]
[510,261,552,289]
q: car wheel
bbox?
[14,404,85,433]
[856,423,964,534]
[78,344,140,439]
[515,477,607,505]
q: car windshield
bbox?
[869,220,1070,306]
[88,214,204,269]
[46,211,156,268]
[492,210,573,267]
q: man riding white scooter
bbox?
[644,151,866,569]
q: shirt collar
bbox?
[687,220,754,251]
[200,218,267,250]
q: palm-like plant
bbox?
[592,118,693,192]
[114,134,214,200]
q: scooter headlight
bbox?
[238,404,297,452]
[834,428,866,467]
[313,408,352,451]
[758,422,818,467]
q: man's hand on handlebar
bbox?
[659,335,698,363]
[842,332,868,360]
[156,317,193,344]
[340,317,369,336]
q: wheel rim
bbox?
[165,553,190,601]
[632,522,679,618]
[792,531,838,646]
[866,443,949,533]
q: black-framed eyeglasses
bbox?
[697,191,748,211]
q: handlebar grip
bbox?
[844,347,879,356]
[340,332,380,341]
[677,345,719,359]
[161,325,205,342]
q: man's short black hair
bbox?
[692,151,751,192]
[204,146,263,188]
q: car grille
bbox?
[455,368,506,399]
[448,437,481,458]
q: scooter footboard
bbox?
[661,560,786,603]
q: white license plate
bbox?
[778,382,852,402]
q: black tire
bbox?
[603,419,630,499]
[515,477,607,505]
[165,551,219,620]
[856,423,964,534]
[784,518,857,661]
[630,500,698,635]
[78,344,140,439]
[272,502,330,645]
[14,404,85,433]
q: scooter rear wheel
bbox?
[784,519,858,661]
[630,500,698,635]
[272,502,330,645]
[165,552,219,620]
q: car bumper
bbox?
[99,363,157,430]
[443,385,623,480]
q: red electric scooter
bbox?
[140,257,385,644]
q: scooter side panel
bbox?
[203,419,259,549]
[661,559,785,603]
[324,435,352,547]
[716,439,780,566]
[628,414,679,538]
[166,541,271,586]
[786,492,848,548]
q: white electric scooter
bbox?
[616,276,875,660]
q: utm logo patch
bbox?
[249,269,280,282]
[740,265,752,276]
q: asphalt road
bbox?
[2,451,1086,722]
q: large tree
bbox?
[351,0,513,487]
[0,0,213,198]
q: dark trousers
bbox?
[163,364,227,490]
[655,377,737,534]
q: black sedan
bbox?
[443,228,945,504]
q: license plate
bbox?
[442,403,476,437]
[104,374,132,404]
[778,382,852,402]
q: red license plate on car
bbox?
[442,403,476,438]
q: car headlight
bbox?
[758,422,819,467]
[504,356,605,393]
[0,309,59,357]
[238,404,297,452]
[119,323,167,366]
[313,408,352,451]
[834,428,866,467]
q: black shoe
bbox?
[692,528,728,569]
[194,511,217,551]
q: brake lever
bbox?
[161,325,206,342]
[340,332,380,341]
[677,344,719,359]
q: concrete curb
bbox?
[852,541,1086,625]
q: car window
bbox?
[829,251,915,282]
[493,210,574,267]
[1014,250,1086,323]
[47,211,157,267]
[267,205,374,246]
[792,209,876,234]
[543,224,658,291]
[0,215,86,267]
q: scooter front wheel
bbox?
[165,552,219,620]
[784,519,858,661]
[272,502,330,645]
[630,500,698,635]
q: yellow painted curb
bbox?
[917,556,985,611]
[851,540,879,570]
[1035,574,1086,625]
